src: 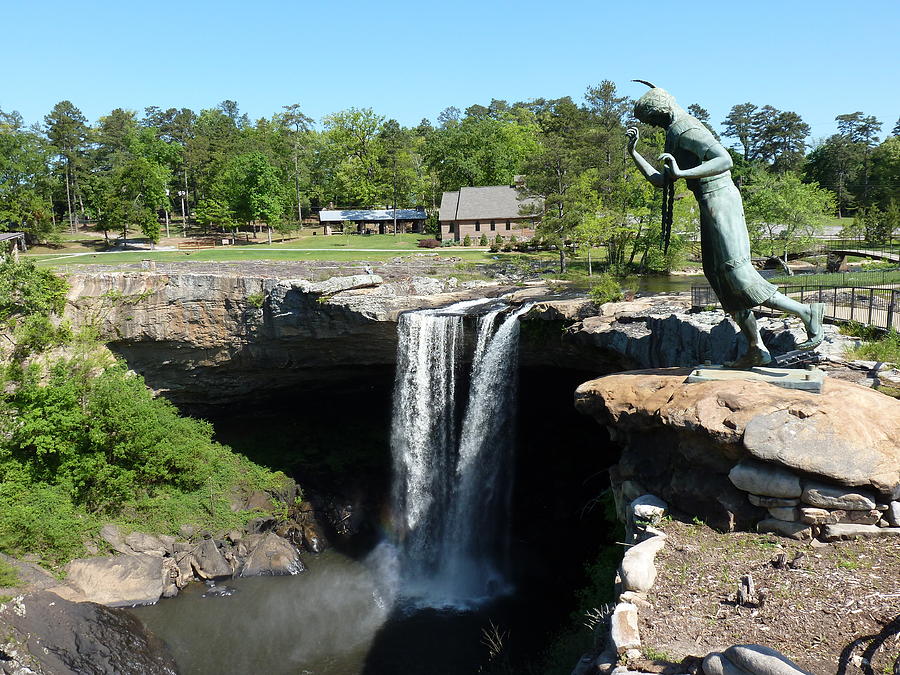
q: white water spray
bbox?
[388,299,531,609]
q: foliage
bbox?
[840,320,883,341]
[0,258,68,324]
[845,329,900,365]
[417,238,440,248]
[479,234,489,246]
[742,170,834,257]
[0,558,19,587]
[587,274,622,304]
[463,234,471,247]
[0,260,291,566]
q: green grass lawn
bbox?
[264,233,437,249]
[29,246,497,267]
[770,268,900,286]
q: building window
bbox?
[505,221,511,230]
[475,221,480,232]
[490,220,496,231]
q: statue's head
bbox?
[632,80,677,128]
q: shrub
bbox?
[246,292,265,308]
[588,274,623,304]
[509,235,518,245]
[0,259,68,324]
[846,329,900,365]
[479,234,489,246]
[463,235,471,247]
[417,238,441,248]
[494,234,504,245]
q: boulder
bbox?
[0,591,178,674]
[821,524,900,541]
[799,507,836,525]
[124,532,167,556]
[619,534,667,593]
[757,519,814,541]
[747,494,799,508]
[191,538,233,579]
[240,532,305,577]
[888,502,900,527]
[610,602,640,653]
[703,652,746,675]
[302,523,327,554]
[729,461,802,499]
[767,507,800,522]
[65,554,166,607]
[800,481,877,510]
[575,371,900,508]
[99,524,134,555]
[725,644,813,675]
[631,495,668,524]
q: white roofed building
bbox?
[317,208,427,235]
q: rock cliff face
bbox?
[575,370,900,536]
[64,271,502,406]
[64,271,854,407]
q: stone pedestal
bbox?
[687,365,825,393]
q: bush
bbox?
[463,235,471,247]
[0,259,68,325]
[418,238,441,248]
[509,235,518,245]
[846,329,900,365]
[494,234,504,245]
[587,274,623,304]
[479,234,489,246]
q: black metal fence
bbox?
[692,283,900,331]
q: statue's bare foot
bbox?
[725,346,772,369]
[797,302,825,350]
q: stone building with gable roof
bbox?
[439,184,541,242]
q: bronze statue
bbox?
[625,82,824,367]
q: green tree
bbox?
[0,111,57,242]
[518,98,594,273]
[97,156,169,246]
[742,170,835,260]
[217,152,285,243]
[422,109,539,192]
[320,107,385,205]
[44,101,89,232]
[277,104,314,222]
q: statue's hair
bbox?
[632,82,677,122]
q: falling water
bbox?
[389,299,531,609]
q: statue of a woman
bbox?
[625,82,824,367]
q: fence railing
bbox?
[691,283,900,332]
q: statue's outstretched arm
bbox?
[659,139,733,180]
[626,127,664,188]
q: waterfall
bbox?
[389,299,531,609]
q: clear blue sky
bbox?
[3,0,898,145]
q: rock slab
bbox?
[610,602,640,653]
[576,370,900,499]
[0,591,178,674]
[66,554,166,607]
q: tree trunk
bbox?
[587,247,593,276]
[559,248,566,274]
[266,226,272,245]
[64,165,75,234]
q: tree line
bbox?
[1,83,898,263]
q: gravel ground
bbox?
[636,520,900,674]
